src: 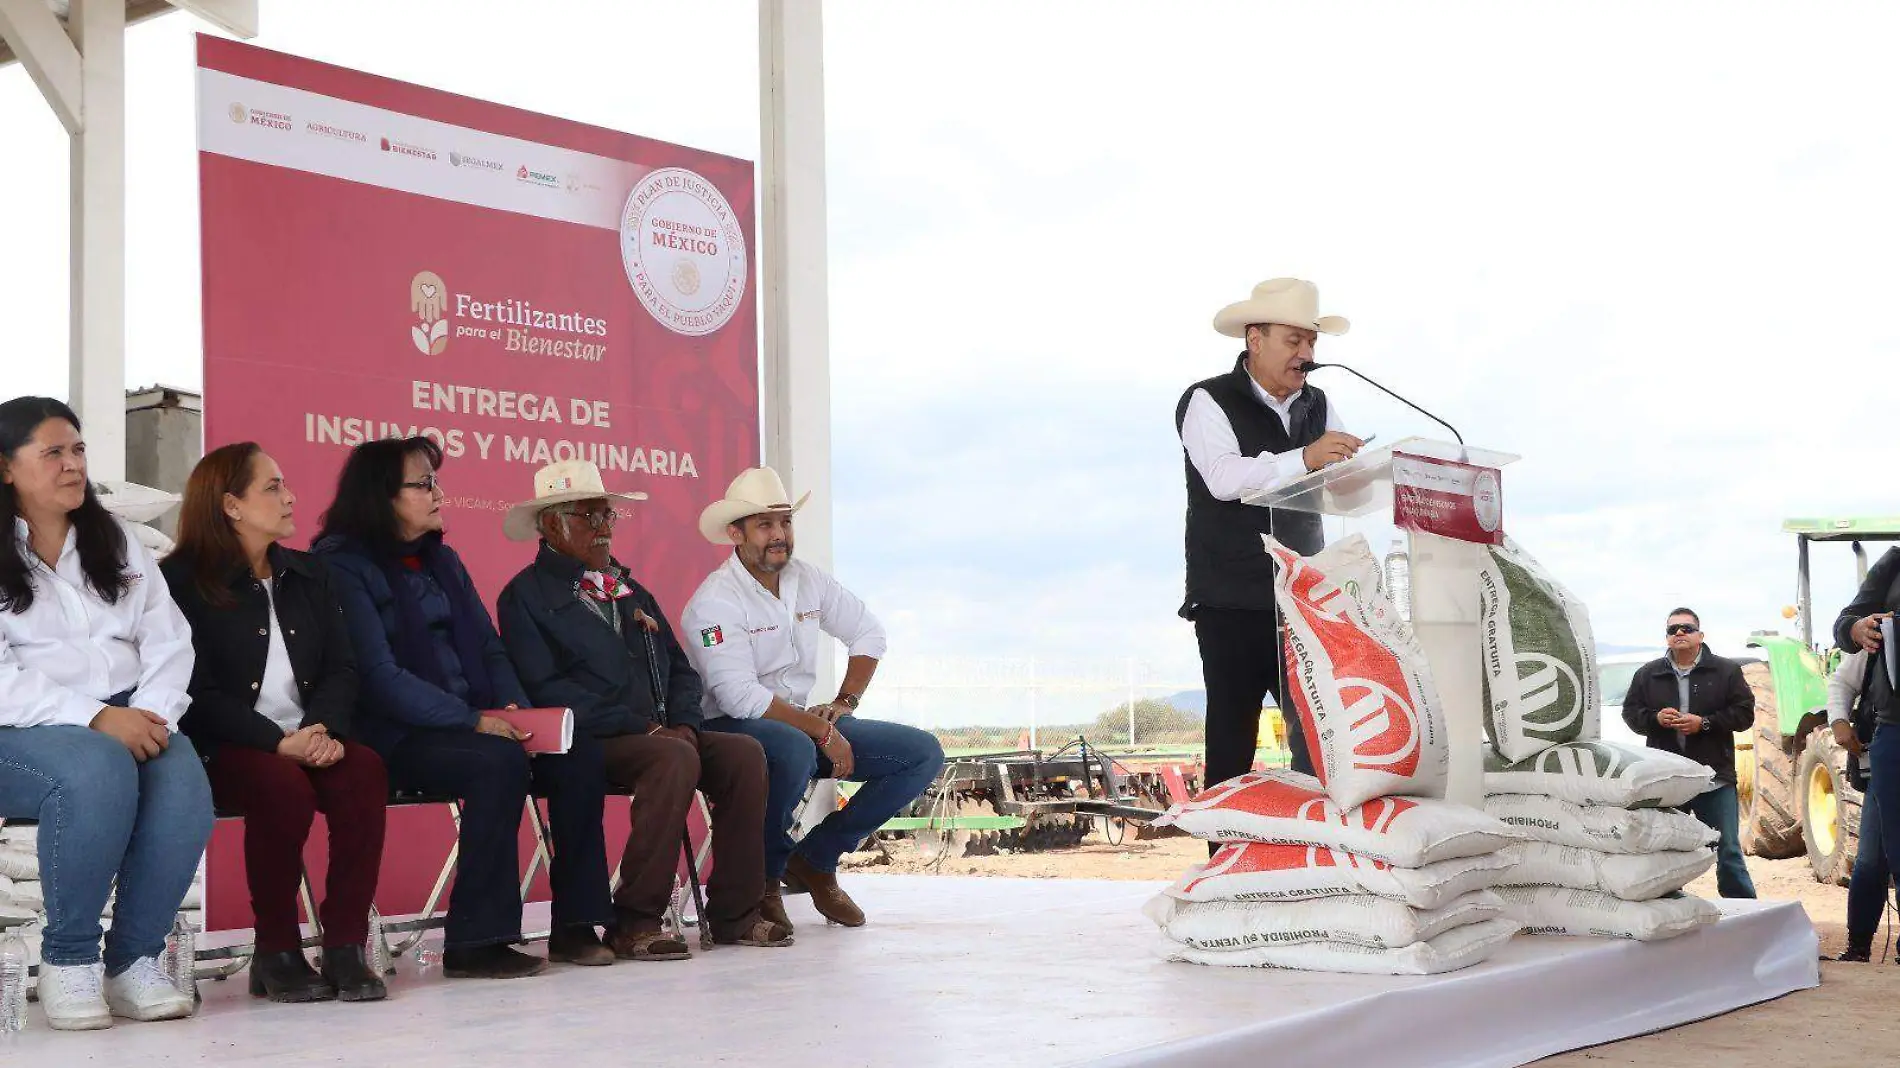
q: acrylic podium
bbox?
[1248,436,1518,808]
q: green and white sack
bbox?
[1144,890,1506,951]
[1478,536,1600,762]
[1483,741,1716,809]
[1484,793,1718,854]
[1500,841,1715,901]
[1499,886,1720,941]
[1156,916,1522,976]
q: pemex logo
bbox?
[409,271,449,355]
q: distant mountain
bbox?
[1166,691,1207,717]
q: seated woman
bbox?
[0,396,213,1031]
[162,442,389,1004]
[313,436,613,979]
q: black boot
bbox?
[247,950,336,1003]
[320,946,389,1002]
[1834,935,1873,963]
[441,944,548,980]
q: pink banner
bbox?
[196,37,751,932]
[1392,452,1504,545]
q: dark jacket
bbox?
[1833,547,1900,726]
[1619,645,1755,783]
[160,545,359,757]
[497,542,704,738]
[313,535,528,755]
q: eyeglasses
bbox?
[400,474,440,493]
[1666,623,1699,636]
[558,507,617,528]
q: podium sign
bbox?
[1393,452,1504,545]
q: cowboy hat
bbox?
[698,466,810,545]
[1212,278,1350,339]
[503,460,647,542]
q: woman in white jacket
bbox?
[0,397,213,1029]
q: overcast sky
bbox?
[3,2,1896,727]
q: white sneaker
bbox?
[37,962,112,1031]
[104,957,194,1022]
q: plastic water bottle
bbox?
[165,915,196,999]
[1383,538,1412,623]
[364,908,393,977]
[1,923,30,1033]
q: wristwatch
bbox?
[836,692,861,710]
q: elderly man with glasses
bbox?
[1620,607,1758,898]
[497,461,792,959]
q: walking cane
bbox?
[681,829,714,950]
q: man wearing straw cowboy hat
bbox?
[682,467,944,930]
[1178,278,1364,802]
[495,460,793,959]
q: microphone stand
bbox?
[1302,361,1466,449]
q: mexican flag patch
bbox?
[699,626,724,648]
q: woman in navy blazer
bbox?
[313,436,613,978]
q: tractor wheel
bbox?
[1741,663,1804,858]
[1798,728,1863,886]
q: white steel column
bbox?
[759,0,834,685]
[67,0,127,481]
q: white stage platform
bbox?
[3,875,1817,1067]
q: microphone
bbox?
[1298,360,1465,447]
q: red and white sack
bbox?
[1484,793,1718,854]
[1144,890,1506,952]
[1152,769,1522,866]
[1500,841,1715,901]
[1163,840,1520,911]
[1499,886,1720,941]
[1156,917,1521,976]
[1266,535,1448,808]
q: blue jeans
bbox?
[1844,782,1892,940]
[382,728,612,948]
[0,725,214,974]
[1684,782,1757,899]
[701,715,944,878]
[1855,723,1900,937]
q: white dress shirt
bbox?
[0,516,194,729]
[680,553,887,720]
[1178,373,1348,502]
[256,581,305,734]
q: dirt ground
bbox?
[848,831,1894,1066]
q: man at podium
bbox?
[1175,278,1364,799]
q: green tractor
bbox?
[1740,517,1900,884]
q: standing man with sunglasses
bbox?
[1621,608,1758,898]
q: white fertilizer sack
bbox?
[1153,769,1523,866]
[0,846,35,881]
[1501,841,1715,901]
[1499,886,1720,941]
[1485,793,1718,854]
[1267,535,1449,809]
[1145,890,1506,951]
[1477,537,1600,762]
[1157,916,1522,976]
[1164,840,1520,911]
[1483,741,1716,808]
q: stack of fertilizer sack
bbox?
[1475,537,1721,941]
[1146,536,1525,975]
[0,822,206,969]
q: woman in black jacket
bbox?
[161,442,388,1003]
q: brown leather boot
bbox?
[784,853,865,928]
[760,888,794,933]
